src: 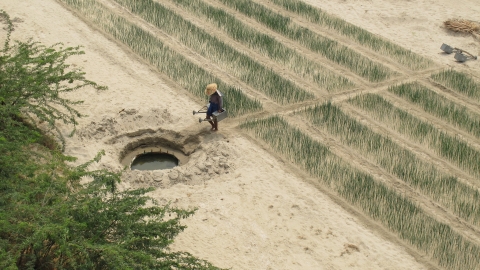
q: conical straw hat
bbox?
[205,83,217,96]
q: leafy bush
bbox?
[0,10,219,270]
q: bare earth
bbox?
[2,0,479,269]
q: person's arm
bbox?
[217,91,223,111]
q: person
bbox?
[205,83,223,131]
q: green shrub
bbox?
[0,10,220,269]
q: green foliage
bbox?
[1,142,218,269]
[0,10,106,131]
[0,10,220,269]
[431,69,480,101]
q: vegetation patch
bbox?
[431,69,480,102]
[111,0,314,104]
[268,0,434,70]
[59,0,262,116]
[218,0,395,82]
[388,82,480,139]
[240,115,480,270]
[169,0,355,92]
[301,102,480,226]
[348,93,480,178]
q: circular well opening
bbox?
[131,152,179,171]
[121,145,189,171]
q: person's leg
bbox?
[206,103,215,130]
[213,118,218,131]
[206,114,215,130]
[207,103,219,131]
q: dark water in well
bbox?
[131,153,178,170]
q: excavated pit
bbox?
[114,126,235,188]
[117,127,205,171]
[130,152,179,171]
[121,142,190,171]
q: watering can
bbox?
[193,104,228,123]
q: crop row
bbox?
[268,0,434,70]
[388,82,480,139]
[348,93,480,178]
[168,0,355,93]
[58,0,262,117]
[111,0,314,104]
[431,69,480,102]
[217,0,395,82]
[240,115,480,270]
[300,103,480,226]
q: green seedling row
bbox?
[218,0,395,82]
[431,70,480,102]
[111,0,314,104]
[169,0,355,93]
[389,82,480,139]
[301,103,480,226]
[269,0,434,70]
[348,93,480,177]
[58,0,261,117]
[240,115,480,270]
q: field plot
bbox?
[167,0,355,93]
[216,0,396,83]
[240,115,480,270]
[266,0,434,71]
[348,93,480,179]
[58,0,262,117]
[431,69,480,103]
[387,82,480,139]
[54,0,480,268]
[300,103,480,227]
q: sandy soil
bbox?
[303,0,480,75]
[1,0,479,269]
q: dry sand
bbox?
[1,0,479,269]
